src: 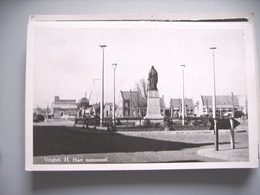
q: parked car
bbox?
[223,112,233,117]
[223,111,245,118]
[234,111,245,118]
[33,113,45,122]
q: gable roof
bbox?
[201,95,239,106]
[120,90,147,107]
[104,102,113,107]
[121,90,139,100]
[120,90,167,108]
[170,98,194,108]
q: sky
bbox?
[32,21,248,108]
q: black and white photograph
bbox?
[25,15,259,171]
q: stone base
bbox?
[144,90,163,120]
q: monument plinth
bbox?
[144,66,164,122]
[144,90,163,120]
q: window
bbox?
[124,100,129,108]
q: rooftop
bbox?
[201,95,239,106]
[170,98,194,108]
[120,90,147,107]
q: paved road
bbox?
[119,130,249,161]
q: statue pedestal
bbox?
[144,90,163,121]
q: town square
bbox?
[29,20,252,166]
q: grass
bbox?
[33,126,213,156]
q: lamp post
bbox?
[112,63,117,126]
[210,46,218,151]
[99,45,107,126]
[210,47,217,119]
[180,64,186,126]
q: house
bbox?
[116,90,147,117]
[169,98,195,118]
[116,90,166,117]
[76,97,97,118]
[33,106,52,119]
[103,102,113,118]
[52,96,77,117]
[195,95,244,117]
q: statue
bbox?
[148,66,158,90]
[145,65,163,120]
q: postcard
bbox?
[25,15,259,171]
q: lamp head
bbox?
[112,63,117,69]
[180,64,186,70]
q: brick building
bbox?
[195,95,245,117]
[169,98,195,118]
[52,96,77,117]
[116,90,166,117]
[116,90,147,117]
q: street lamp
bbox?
[210,47,217,119]
[210,46,218,151]
[180,64,186,126]
[112,63,117,126]
[100,44,107,126]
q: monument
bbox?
[144,66,164,121]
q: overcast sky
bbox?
[32,21,248,108]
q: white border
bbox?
[25,14,259,171]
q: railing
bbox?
[74,115,241,130]
[74,116,242,151]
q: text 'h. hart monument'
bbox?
[144,66,163,120]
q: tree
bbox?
[135,78,148,98]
